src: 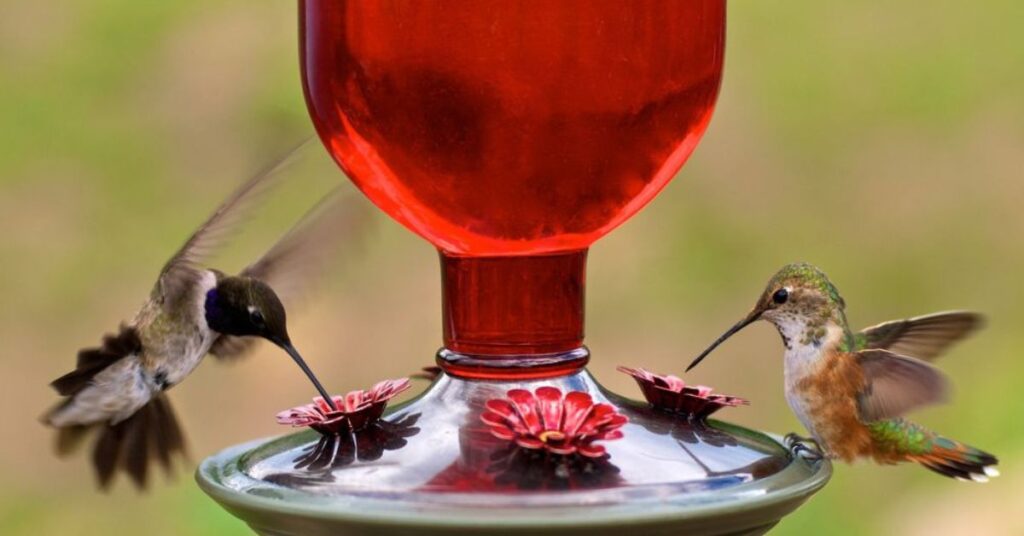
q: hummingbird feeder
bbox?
[197,2,831,534]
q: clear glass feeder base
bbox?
[197,367,830,536]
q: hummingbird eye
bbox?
[772,288,789,305]
[249,309,265,327]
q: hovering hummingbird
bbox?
[687,263,998,481]
[43,144,366,489]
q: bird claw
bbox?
[784,432,825,462]
[792,443,825,462]
[784,432,815,448]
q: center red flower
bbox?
[480,387,627,458]
[276,378,411,435]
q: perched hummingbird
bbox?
[687,263,999,481]
[43,144,365,489]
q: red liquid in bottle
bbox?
[300,1,725,370]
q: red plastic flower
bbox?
[480,387,627,458]
[276,378,411,435]
[618,366,748,420]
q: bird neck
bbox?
[774,307,853,357]
[781,321,848,391]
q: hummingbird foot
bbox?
[783,432,822,449]
[784,433,825,462]
[791,443,825,462]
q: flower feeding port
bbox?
[196,2,831,535]
[481,387,628,458]
[618,367,749,420]
[276,379,411,435]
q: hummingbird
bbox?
[43,144,366,489]
[686,263,999,481]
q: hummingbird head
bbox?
[755,263,846,326]
[205,276,290,344]
[686,263,849,372]
[205,276,338,410]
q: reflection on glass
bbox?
[486,445,622,491]
[263,413,421,488]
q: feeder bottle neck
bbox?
[438,250,589,379]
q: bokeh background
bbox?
[2,1,1022,534]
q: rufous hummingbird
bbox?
[687,263,998,481]
[42,143,366,489]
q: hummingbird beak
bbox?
[278,341,338,412]
[686,307,764,372]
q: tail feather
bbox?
[910,439,999,482]
[148,395,187,472]
[123,414,150,488]
[56,395,187,490]
[870,418,998,482]
[92,418,127,488]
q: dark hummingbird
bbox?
[43,144,366,489]
[687,263,999,481]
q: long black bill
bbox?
[686,309,763,372]
[282,343,338,411]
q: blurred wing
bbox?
[206,334,253,362]
[209,188,370,361]
[240,188,369,306]
[855,349,950,422]
[156,140,310,308]
[857,311,983,361]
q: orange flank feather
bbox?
[795,351,877,462]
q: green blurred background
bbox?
[2,1,1022,534]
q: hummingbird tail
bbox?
[45,326,190,489]
[870,419,998,482]
[50,395,188,490]
[908,437,999,482]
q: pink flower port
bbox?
[276,378,411,435]
[480,387,627,458]
[618,366,748,420]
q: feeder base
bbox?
[197,370,830,536]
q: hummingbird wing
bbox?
[856,311,983,361]
[209,188,370,360]
[854,349,951,422]
[156,140,310,309]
